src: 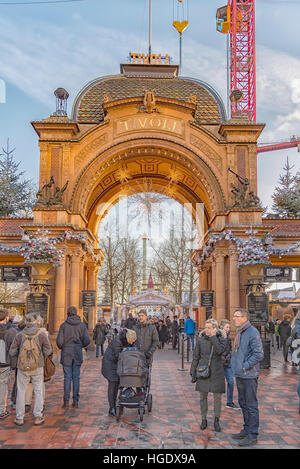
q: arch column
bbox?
[53,252,66,333]
[229,248,240,321]
[198,267,208,328]
[86,264,98,333]
[69,249,82,315]
[215,251,226,323]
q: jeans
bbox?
[0,366,11,414]
[224,365,234,404]
[236,377,259,437]
[96,344,104,356]
[276,336,281,349]
[269,333,275,347]
[199,392,222,419]
[63,361,81,404]
[16,367,44,420]
[186,334,195,351]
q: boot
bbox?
[200,418,207,430]
[214,417,221,432]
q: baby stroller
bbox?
[115,348,153,422]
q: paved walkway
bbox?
[0,344,299,449]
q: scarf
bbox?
[234,320,250,352]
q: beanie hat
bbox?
[126,329,137,344]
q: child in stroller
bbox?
[116,329,151,421]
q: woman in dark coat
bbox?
[158,319,169,349]
[101,329,132,416]
[93,320,107,357]
[190,319,226,432]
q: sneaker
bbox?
[231,430,248,440]
[62,401,69,409]
[34,417,44,425]
[72,402,78,408]
[226,402,240,410]
[0,411,10,419]
[14,418,24,426]
[237,435,257,447]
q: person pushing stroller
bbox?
[117,330,148,398]
[115,329,152,421]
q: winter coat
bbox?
[231,321,264,379]
[158,324,169,343]
[171,320,179,335]
[101,335,124,382]
[9,325,52,368]
[190,330,226,393]
[278,320,291,342]
[56,315,90,367]
[117,346,148,387]
[133,322,159,358]
[222,331,232,368]
[93,323,106,345]
[291,318,300,340]
[184,318,196,335]
[124,317,136,329]
[0,323,18,367]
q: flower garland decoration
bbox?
[22,229,64,266]
[192,228,300,269]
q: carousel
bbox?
[128,273,173,317]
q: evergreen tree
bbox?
[0,139,35,217]
[271,157,300,217]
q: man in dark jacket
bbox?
[171,315,179,350]
[0,309,17,419]
[133,310,159,361]
[278,315,292,362]
[124,313,136,330]
[93,320,107,357]
[231,308,264,447]
[56,306,90,409]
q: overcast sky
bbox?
[0,0,299,211]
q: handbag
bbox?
[44,353,56,382]
[195,346,214,379]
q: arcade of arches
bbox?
[0,63,299,343]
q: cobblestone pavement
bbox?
[0,344,299,449]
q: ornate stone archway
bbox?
[29,63,267,333]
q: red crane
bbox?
[257,136,300,154]
[216,1,299,157]
[217,0,256,121]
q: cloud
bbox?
[256,46,300,140]
[0,15,138,110]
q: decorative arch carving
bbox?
[70,138,226,234]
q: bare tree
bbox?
[150,232,198,304]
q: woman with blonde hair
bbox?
[190,318,226,432]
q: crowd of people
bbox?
[0,304,299,448]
